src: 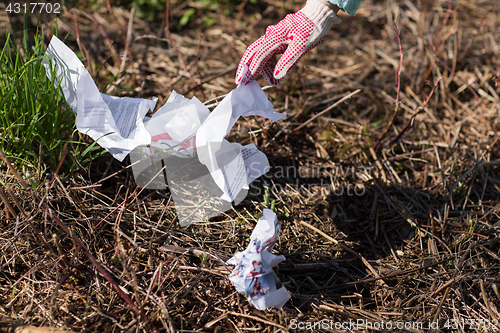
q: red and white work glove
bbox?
[235,0,341,86]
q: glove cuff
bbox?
[300,0,342,28]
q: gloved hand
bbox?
[235,0,341,86]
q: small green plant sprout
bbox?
[454,216,477,248]
[69,276,79,285]
[278,211,290,218]
[262,185,276,212]
[198,253,210,266]
[179,8,196,28]
[24,171,38,189]
[468,217,476,232]
[112,254,120,266]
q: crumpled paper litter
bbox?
[43,36,286,227]
[42,36,157,162]
[227,209,290,310]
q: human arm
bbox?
[236,0,362,85]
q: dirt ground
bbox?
[1,0,500,332]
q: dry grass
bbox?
[1,0,500,332]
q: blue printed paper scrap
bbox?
[227,209,290,310]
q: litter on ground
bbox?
[42,36,158,162]
[43,36,285,226]
[227,209,290,310]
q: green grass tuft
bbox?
[0,26,104,177]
